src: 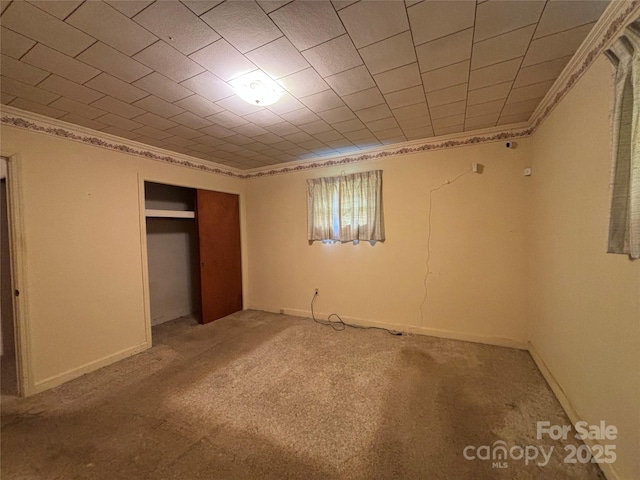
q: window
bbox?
[606,21,639,259]
[306,170,385,243]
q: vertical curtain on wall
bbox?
[307,170,384,242]
[606,20,640,259]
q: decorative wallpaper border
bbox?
[1,1,636,180]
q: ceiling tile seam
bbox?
[261,1,294,17]
[412,25,473,49]
[472,21,540,45]
[463,0,479,131]
[468,55,525,74]
[531,21,599,43]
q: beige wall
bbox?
[0,127,246,393]
[529,57,640,480]
[246,140,530,347]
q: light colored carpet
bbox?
[1,310,604,479]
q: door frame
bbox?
[1,153,34,396]
[137,175,247,343]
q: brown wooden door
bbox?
[196,190,242,324]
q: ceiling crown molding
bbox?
[529,0,640,132]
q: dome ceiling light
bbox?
[230,71,284,107]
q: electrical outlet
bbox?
[315,288,319,295]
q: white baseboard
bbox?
[527,341,619,480]
[31,341,151,395]
[249,304,526,350]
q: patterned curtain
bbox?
[307,170,385,243]
[606,20,640,259]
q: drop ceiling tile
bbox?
[9,96,66,118]
[422,60,470,92]
[352,138,381,148]
[20,44,94,85]
[341,88,384,111]
[366,117,399,132]
[469,58,522,91]
[84,73,148,103]
[302,35,361,78]
[523,24,594,67]
[313,129,343,142]
[132,125,173,140]
[105,1,154,18]
[325,65,376,96]
[359,31,417,75]
[471,25,535,70]
[432,114,465,129]
[397,115,431,129]
[403,126,434,140]
[506,80,554,104]
[384,86,425,109]
[1,2,95,56]
[375,62,423,95]
[179,72,234,103]
[513,55,571,88]
[0,27,36,59]
[278,68,330,98]
[331,0,358,11]
[91,96,145,119]
[133,112,179,131]
[78,42,152,83]
[534,1,607,39]
[392,102,430,121]
[326,139,356,151]
[39,75,102,104]
[299,120,333,135]
[189,40,256,82]
[193,135,226,146]
[60,113,108,131]
[170,111,212,130]
[131,97,185,120]
[339,1,409,48]
[134,72,192,103]
[299,89,344,113]
[132,1,220,55]
[435,124,464,135]
[208,110,249,128]
[97,113,143,131]
[501,98,540,117]
[344,129,374,141]
[283,130,314,143]
[263,122,300,136]
[299,138,325,150]
[430,100,466,120]
[66,1,157,56]
[426,82,467,107]
[225,134,254,145]
[253,132,283,144]
[474,0,545,42]
[215,95,264,116]
[408,0,475,46]
[465,98,505,118]
[101,126,142,140]
[173,95,223,117]
[270,1,345,50]
[1,54,48,85]
[317,106,357,124]
[49,97,106,119]
[333,118,366,134]
[245,37,309,80]
[170,124,209,138]
[376,129,405,142]
[280,107,320,125]
[136,41,205,82]
[27,1,84,20]
[265,92,304,115]
[189,143,218,154]
[0,92,16,104]
[244,109,283,127]
[467,81,512,106]
[497,112,530,125]
[465,112,500,129]
[416,28,473,73]
[201,1,282,53]
[181,1,224,16]
[355,103,392,123]
[257,1,294,14]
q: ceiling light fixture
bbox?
[230,71,284,106]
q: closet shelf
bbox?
[145,209,195,219]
